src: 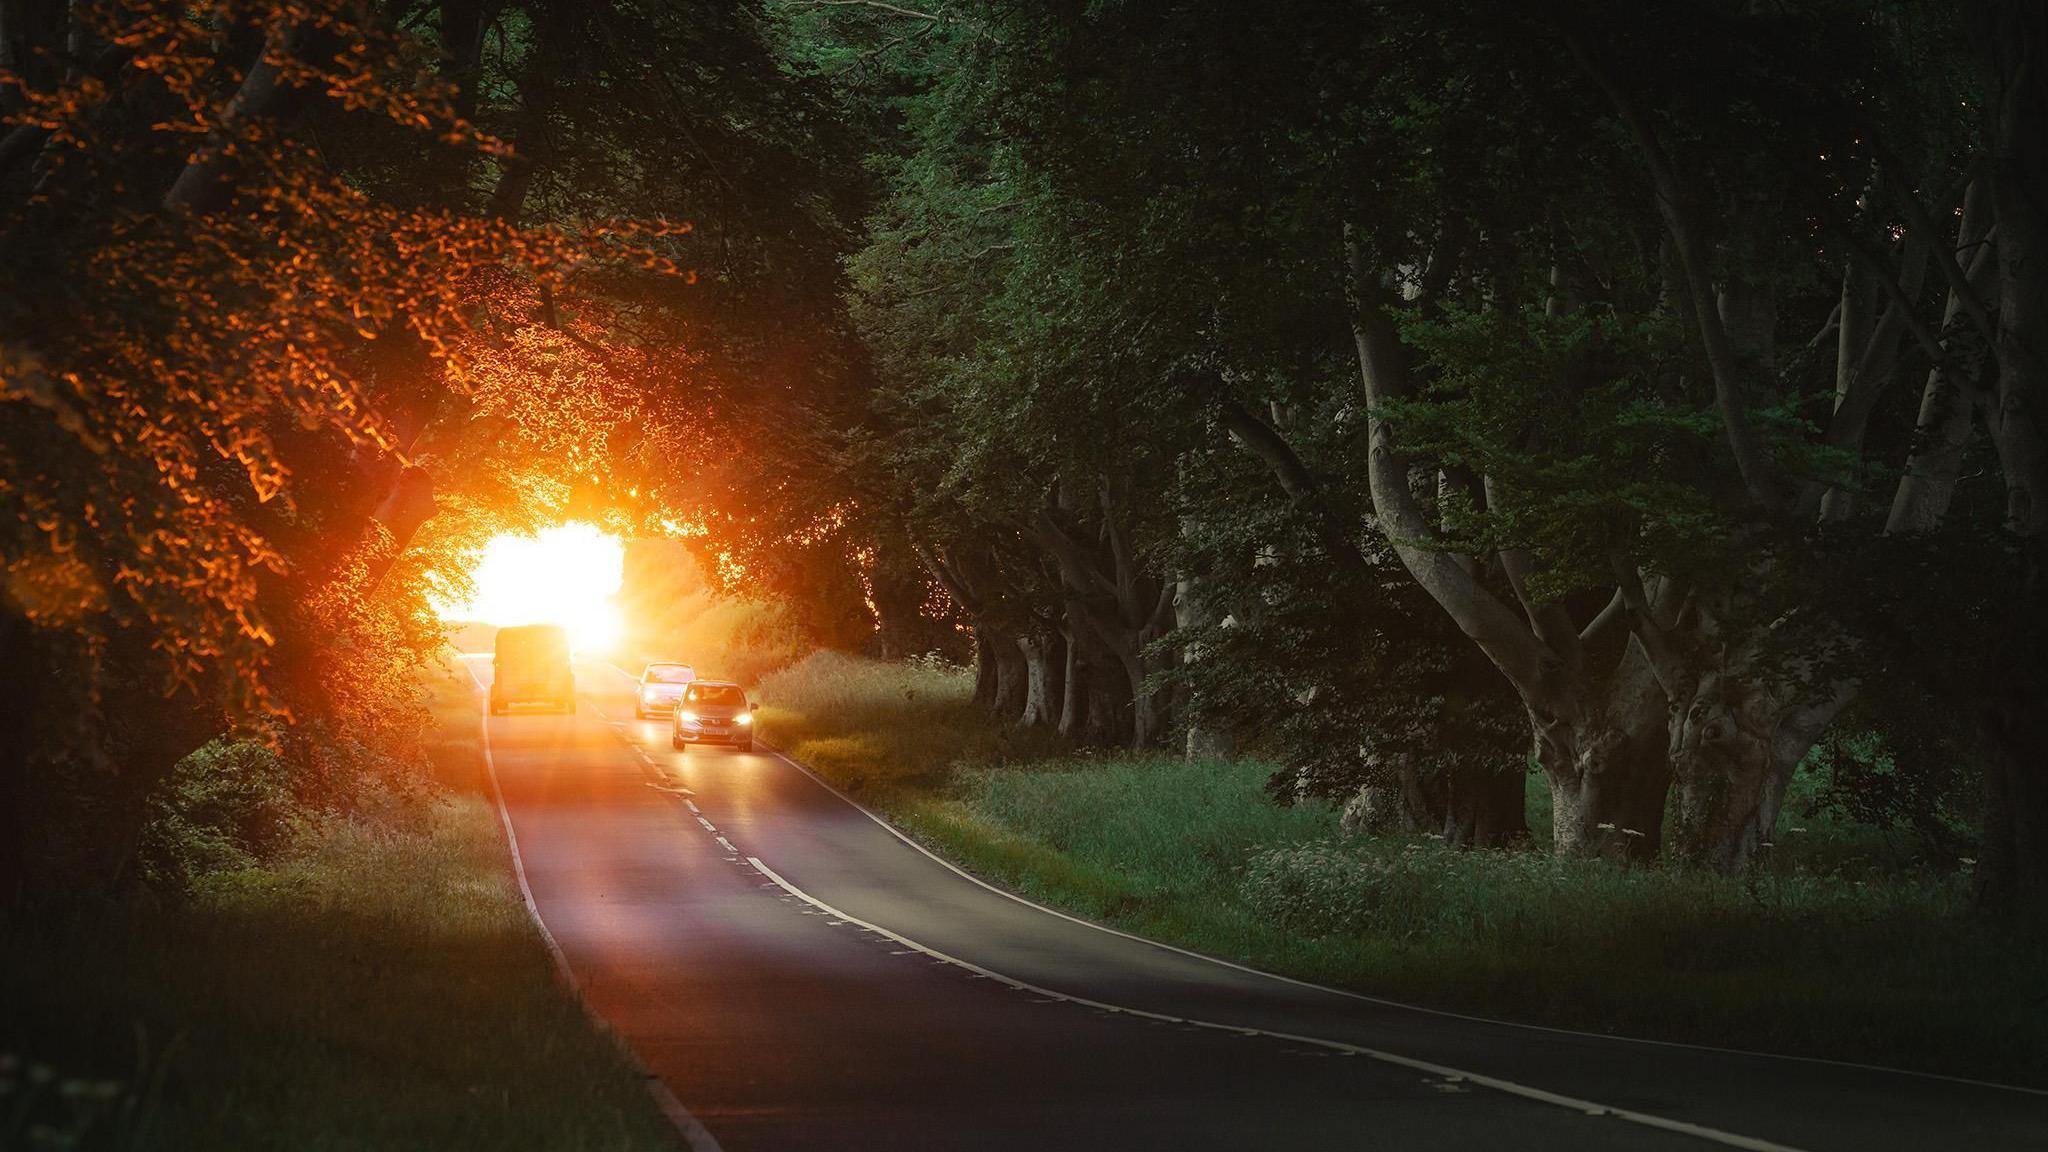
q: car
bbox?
[490,624,574,715]
[670,680,757,751]
[635,662,697,719]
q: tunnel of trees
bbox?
[3,0,2046,911]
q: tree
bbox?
[0,0,855,899]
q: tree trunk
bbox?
[1981,583,2048,909]
[1017,632,1061,730]
[1057,623,1086,739]
[1084,658,1130,747]
[1535,717,1655,857]
[1970,0,2048,907]
[991,633,1027,722]
[971,626,999,711]
[162,23,302,215]
[1176,572,1235,760]
[1887,176,1997,533]
[1530,644,1673,858]
[1822,223,1930,521]
[1668,665,1852,871]
[0,601,42,905]
[1667,670,1778,870]
[1441,761,1528,848]
[1127,658,1159,750]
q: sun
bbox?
[438,522,625,651]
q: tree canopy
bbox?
[4,0,2046,912]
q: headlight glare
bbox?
[735,712,753,725]
[677,709,697,723]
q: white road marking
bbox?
[685,801,700,815]
[729,729,2048,1102]
[578,658,2037,1126]
[455,655,723,1152]
[697,817,717,833]
[716,836,737,854]
[746,855,1807,1152]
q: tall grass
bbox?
[756,649,1053,789]
[0,664,676,1150]
[762,651,2048,1086]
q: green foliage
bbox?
[0,669,675,1150]
[1389,306,1732,602]
[136,741,298,893]
[795,670,2037,1080]
[958,756,1336,903]
[1797,727,1976,860]
[1167,478,1526,804]
[1238,834,1967,947]
[754,649,1050,789]
[758,657,2046,1080]
[3,800,676,1151]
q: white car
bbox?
[635,662,697,719]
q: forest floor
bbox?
[0,665,677,1151]
[755,650,2048,1088]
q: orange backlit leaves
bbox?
[1,0,695,714]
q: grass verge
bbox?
[0,664,678,1151]
[757,650,2048,1087]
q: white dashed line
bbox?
[716,836,737,854]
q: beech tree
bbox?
[0,0,856,899]
[795,0,2048,898]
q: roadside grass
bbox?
[756,650,1056,789]
[757,650,2048,1087]
[0,663,679,1151]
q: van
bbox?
[490,624,575,715]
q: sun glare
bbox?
[440,523,625,650]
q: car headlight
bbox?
[677,710,697,723]
[735,712,752,725]
[641,687,658,700]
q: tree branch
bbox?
[163,24,303,214]
[1610,554,1693,697]
[1828,220,1945,364]
[1347,228,1570,713]
[1029,506,1121,607]
[1879,159,1998,347]
[1565,32,1787,510]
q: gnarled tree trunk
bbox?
[1017,631,1062,730]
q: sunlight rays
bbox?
[437,523,625,650]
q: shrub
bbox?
[137,739,298,891]
[1239,834,1972,952]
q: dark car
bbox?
[670,680,756,751]
[490,624,574,715]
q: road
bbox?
[461,655,2048,1151]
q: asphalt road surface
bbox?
[460,655,2048,1151]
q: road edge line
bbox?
[744,855,1809,1152]
[728,701,2047,1099]
[462,655,725,1152]
[594,658,2046,1100]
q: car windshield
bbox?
[645,665,695,684]
[686,684,744,707]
